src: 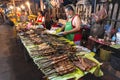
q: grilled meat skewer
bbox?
[40,56,68,69]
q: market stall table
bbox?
[17,30,103,80]
[110,44,120,52]
[88,36,120,52]
[88,37,111,46]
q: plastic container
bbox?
[116,32,120,44]
[100,48,111,61]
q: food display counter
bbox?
[18,28,103,80]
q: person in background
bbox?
[36,11,45,24]
[20,10,28,22]
[58,5,82,45]
[16,10,28,30]
[0,8,5,23]
[35,10,45,28]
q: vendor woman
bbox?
[60,5,82,45]
[20,10,28,22]
[36,11,45,28]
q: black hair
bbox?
[21,10,25,12]
[38,10,44,16]
[65,5,74,11]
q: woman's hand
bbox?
[62,31,69,35]
[57,31,68,36]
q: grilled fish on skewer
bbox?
[38,54,68,64]
[40,56,68,69]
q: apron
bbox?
[64,15,82,44]
[37,16,43,23]
[65,21,74,41]
[36,16,46,28]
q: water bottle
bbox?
[116,28,120,44]
[111,34,116,42]
[93,46,96,53]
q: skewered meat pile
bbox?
[62,45,76,52]
[25,29,35,35]
[38,48,56,56]
[18,28,100,77]
[19,29,35,37]
[34,28,46,34]
[54,59,75,75]
[37,43,50,50]
[35,54,69,69]
[73,56,97,71]
[35,54,75,75]
[30,37,43,44]
[30,49,56,57]
[27,32,77,56]
[28,34,37,38]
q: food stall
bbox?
[3,0,120,79]
[16,25,103,80]
[11,0,106,79]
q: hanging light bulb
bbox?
[17,7,21,11]
[25,1,32,15]
[21,5,25,9]
[26,1,30,7]
[9,5,14,9]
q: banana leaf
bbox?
[49,52,103,80]
[19,35,103,80]
[58,37,75,45]
[110,44,120,49]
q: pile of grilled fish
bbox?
[19,28,98,76]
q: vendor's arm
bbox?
[63,16,81,35]
[60,25,65,31]
[58,19,67,31]
[35,17,38,23]
[42,16,45,24]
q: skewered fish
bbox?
[54,59,75,75]
[44,61,75,75]
[40,54,68,68]
[30,37,43,44]
[73,56,97,71]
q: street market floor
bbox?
[0,24,44,80]
[0,24,120,80]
